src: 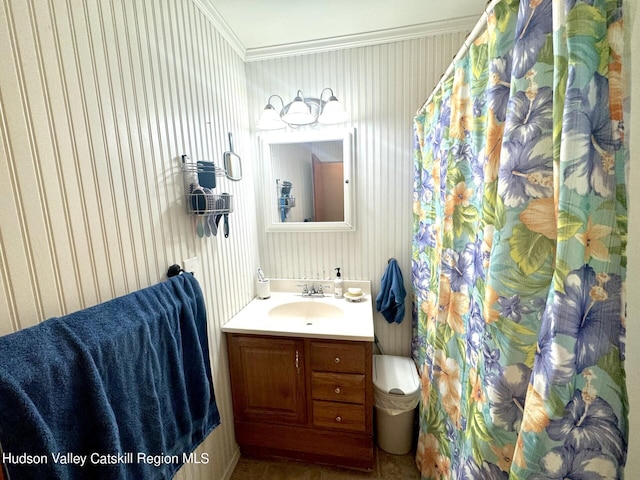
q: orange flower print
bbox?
[469,368,485,405]
[574,216,612,263]
[490,443,515,473]
[473,28,488,47]
[607,19,624,123]
[444,195,455,233]
[438,275,469,334]
[435,454,451,480]
[432,163,441,193]
[425,101,436,119]
[452,181,474,208]
[450,68,472,140]
[433,223,443,256]
[422,290,439,334]
[519,197,557,239]
[513,435,527,470]
[482,226,494,270]
[484,284,500,324]
[520,384,550,433]
[413,200,423,217]
[421,366,432,406]
[485,109,504,182]
[433,349,462,427]
[416,433,440,479]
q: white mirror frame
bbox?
[260,128,355,232]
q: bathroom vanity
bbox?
[222,280,374,469]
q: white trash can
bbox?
[373,354,421,455]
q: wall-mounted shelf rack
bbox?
[181,155,233,216]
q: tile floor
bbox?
[229,448,421,480]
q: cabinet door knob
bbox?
[335,416,342,423]
[334,357,341,364]
[334,387,341,394]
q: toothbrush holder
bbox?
[257,279,271,299]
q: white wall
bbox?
[0,0,258,478]
[246,32,468,356]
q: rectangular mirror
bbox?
[260,128,355,232]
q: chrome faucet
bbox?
[315,284,331,296]
[296,283,310,296]
[296,283,331,297]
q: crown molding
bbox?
[244,16,479,62]
[192,1,478,64]
[191,0,246,59]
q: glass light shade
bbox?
[256,105,286,130]
[318,97,348,124]
[282,97,316,125]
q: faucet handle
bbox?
[316,284,331,295]
[295,283,309,294]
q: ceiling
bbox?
[207,0,488,53]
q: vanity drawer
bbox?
[310,341,365,373]
[312,372,365,404]
[312,400,366,432]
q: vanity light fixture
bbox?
[256,88,348,130]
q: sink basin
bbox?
[269,301,344,320]
[222,281,374,341]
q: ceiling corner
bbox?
[192,0,247,60]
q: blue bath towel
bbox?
[376,259,406,324]
[0,274,220,480]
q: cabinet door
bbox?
[228,335,306,424]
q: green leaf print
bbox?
[453,204,480,238]
[557,211,583,240]
[483,181,506,230]
[597,347,627,394]
[553,258,572,294]
[566,4,606,85]
[536,34,555,66]
[509,223,555,276]
[468,402,492,464]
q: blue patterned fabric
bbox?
[412,0,628,477]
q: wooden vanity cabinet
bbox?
[227,335,307,425]
[227,333,374,470]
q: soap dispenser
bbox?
[334,267,343,298]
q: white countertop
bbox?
[222,280,374,341]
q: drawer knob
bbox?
[334,357,341,364]
[335,416,342,423]
[335,387,341,394]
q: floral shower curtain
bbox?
[412,0,628,478]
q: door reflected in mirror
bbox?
[260,128,355,232]
[272,140,343,222]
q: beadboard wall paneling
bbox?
[1,0,476,474]
[246,31,467,356]
[0,0,258,478]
